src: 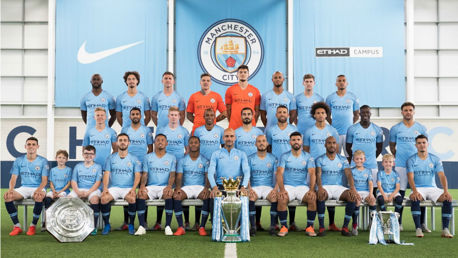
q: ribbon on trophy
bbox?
[212,196,224,241]
[369,211,414,245]
[240,195,250,242]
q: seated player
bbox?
[135,134,176,236]
[4,137,48,236]
[350,150,376,236]
[247,135,278,236]
[69,145,103,235]
[316,136,358,237]
[100,133,142,235]
[408,135,453,238]
[276,132,317,237]
[173,136,211,236]
[376,154,403,225]
[44,150,72,209]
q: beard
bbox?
[242,119,252,125]
[257,146,267,152]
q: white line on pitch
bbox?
[224,243,237,258]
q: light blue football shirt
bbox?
[116,90,150,128]
[266,124,298,160]
[294,92,324,134]
[80,90,116,129]
[260,90,296,129]
[143,152,177,186]
[407,153,443,188]
[72,162,103,189]
[351,167,372,192]
[83,127,117,169]
[377,170,400,193]
[177,154,208,187]
[11,155,49,188]
[49,166,72,192]
[303,124,339,159]
[278,151,315,187]
[248,153,277,187]
[104,153,142,188]
[235,126,264,157]
[156,126,189,160]
[151,91,186,129]
[194,125,224,160]
[121,125,153,163]
[325,91,359,135]
[316,154,349,186]
[346,123,383,169]
[390,122,428,168]
[208,148,250,188]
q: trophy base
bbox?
[222,234,242,243]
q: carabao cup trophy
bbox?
[378,211,399,243]
[369,210,401,245]
[221,177,243,242]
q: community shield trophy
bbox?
[46,197,94,242]
[220,177,243,242]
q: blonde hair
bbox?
[168,106,180,113]
[382,154,394,161]
[353,150,365,158]
[94,107,106,113]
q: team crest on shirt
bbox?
[178,134,183,139]
[337,163,342,168]
[164,160,170,166]
[267,162,272,168]
[198,163,203,168]
[127,162,132,167]
[141,134,145,138]
[364,174,368,178]
[172,99,177,103]
[210,98,215,103]
[198,19,264,86]
[371,131,375,136]
[93,168,97,172]
[35,166,40,170]
[234,155,239,161]
[346,99,351,103]
[213,134,218,138]
[251,134,256,139]
[391,178,395,182]
[302,161,307,166]
[327,132,331,137]
[101,98,106,103]
[414,130,420,135]
[429,163,434,168]
[105,134,110,139]
[137,99,141,104]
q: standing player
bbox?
[156,106,189,160]
[151,72,186,129]
[225,65,261,130]
[315,136,358,237]
[408,135,453,238]
[173,136,211,236]
[135,134,177,236]
[118,107,153,231]
[350,150,376,236]
[69,145,103,235]
[187,73,226,134]
[346,105,383,195]
[260,71,296,129]
[83,108,117,168]
[247,135,278,236]
[100,134,142,235]
[294,74,324,134]
[376,154,403,225]
[44,150,72,210]
[194,109,225,160]
[4,137,48,236]
[116,71,151,128]
[326,75,359,155]
[80,73,116,129]
[304,102,339,159]
[276,132,317,237]
[235,107,264,157]
[390,102,428,231]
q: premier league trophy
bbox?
[46,198,94,242]
[220,177,243,242]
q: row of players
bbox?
[4,128,453,238]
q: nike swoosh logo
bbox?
[77,40,144,64]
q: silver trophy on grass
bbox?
[220,177,243,242]
[46,197,94,242]
[378,211,399,242]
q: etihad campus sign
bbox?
[198,19,264,86]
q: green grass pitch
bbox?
[2,189,457,257]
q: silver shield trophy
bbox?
[46,198,94,242]
[220,177,243,242]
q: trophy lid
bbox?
[221,177,241,191]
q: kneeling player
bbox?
[350,150,376,235]
[316,136,358,237]
[4,137,48,236]
[376,154,403,225]
[100,133,142,235]
[69,145,103,235]
[135,134,176,236]
[277,132,317,237]
[173,136,211,236]
[248,135,278,236]
[408,135,453,238]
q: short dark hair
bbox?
[26,137,38,144]
[276,105,288,111]
[200,73,211,79]
[56,149,69,158]
[237,65,249,72]
[162,71,175,79]
[117,133,130,140]
[130,107,141,114]
[123,71,140,85]
[83,145,96,153]
[415,134,428,142]
[401,101,415,110]
[290,132,302,139]
[155,133,167,140]
[303,74,315,81]
[241,107,253,115]
[360,105,371,110]
[337,74,346,78]
[310,102,330,117]
[189,136,200,143]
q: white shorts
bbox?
[371,168,378,185]
[108,187,131,200]
[68,189,101,200]
[146,185,166,200]
[15,187,46,199]
[252,186,274,199]
[46,191,67,198]
[182,185,204,199]
[323,185,348,200]
[339,135,349,157]
[395,167,407,191]
[284,185,309,201]
[412,187,443,203]
[357,191,370,202]
[376,191,401,198]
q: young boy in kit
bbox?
[377,154,403,224]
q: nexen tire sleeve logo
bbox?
[198,19,264,86]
